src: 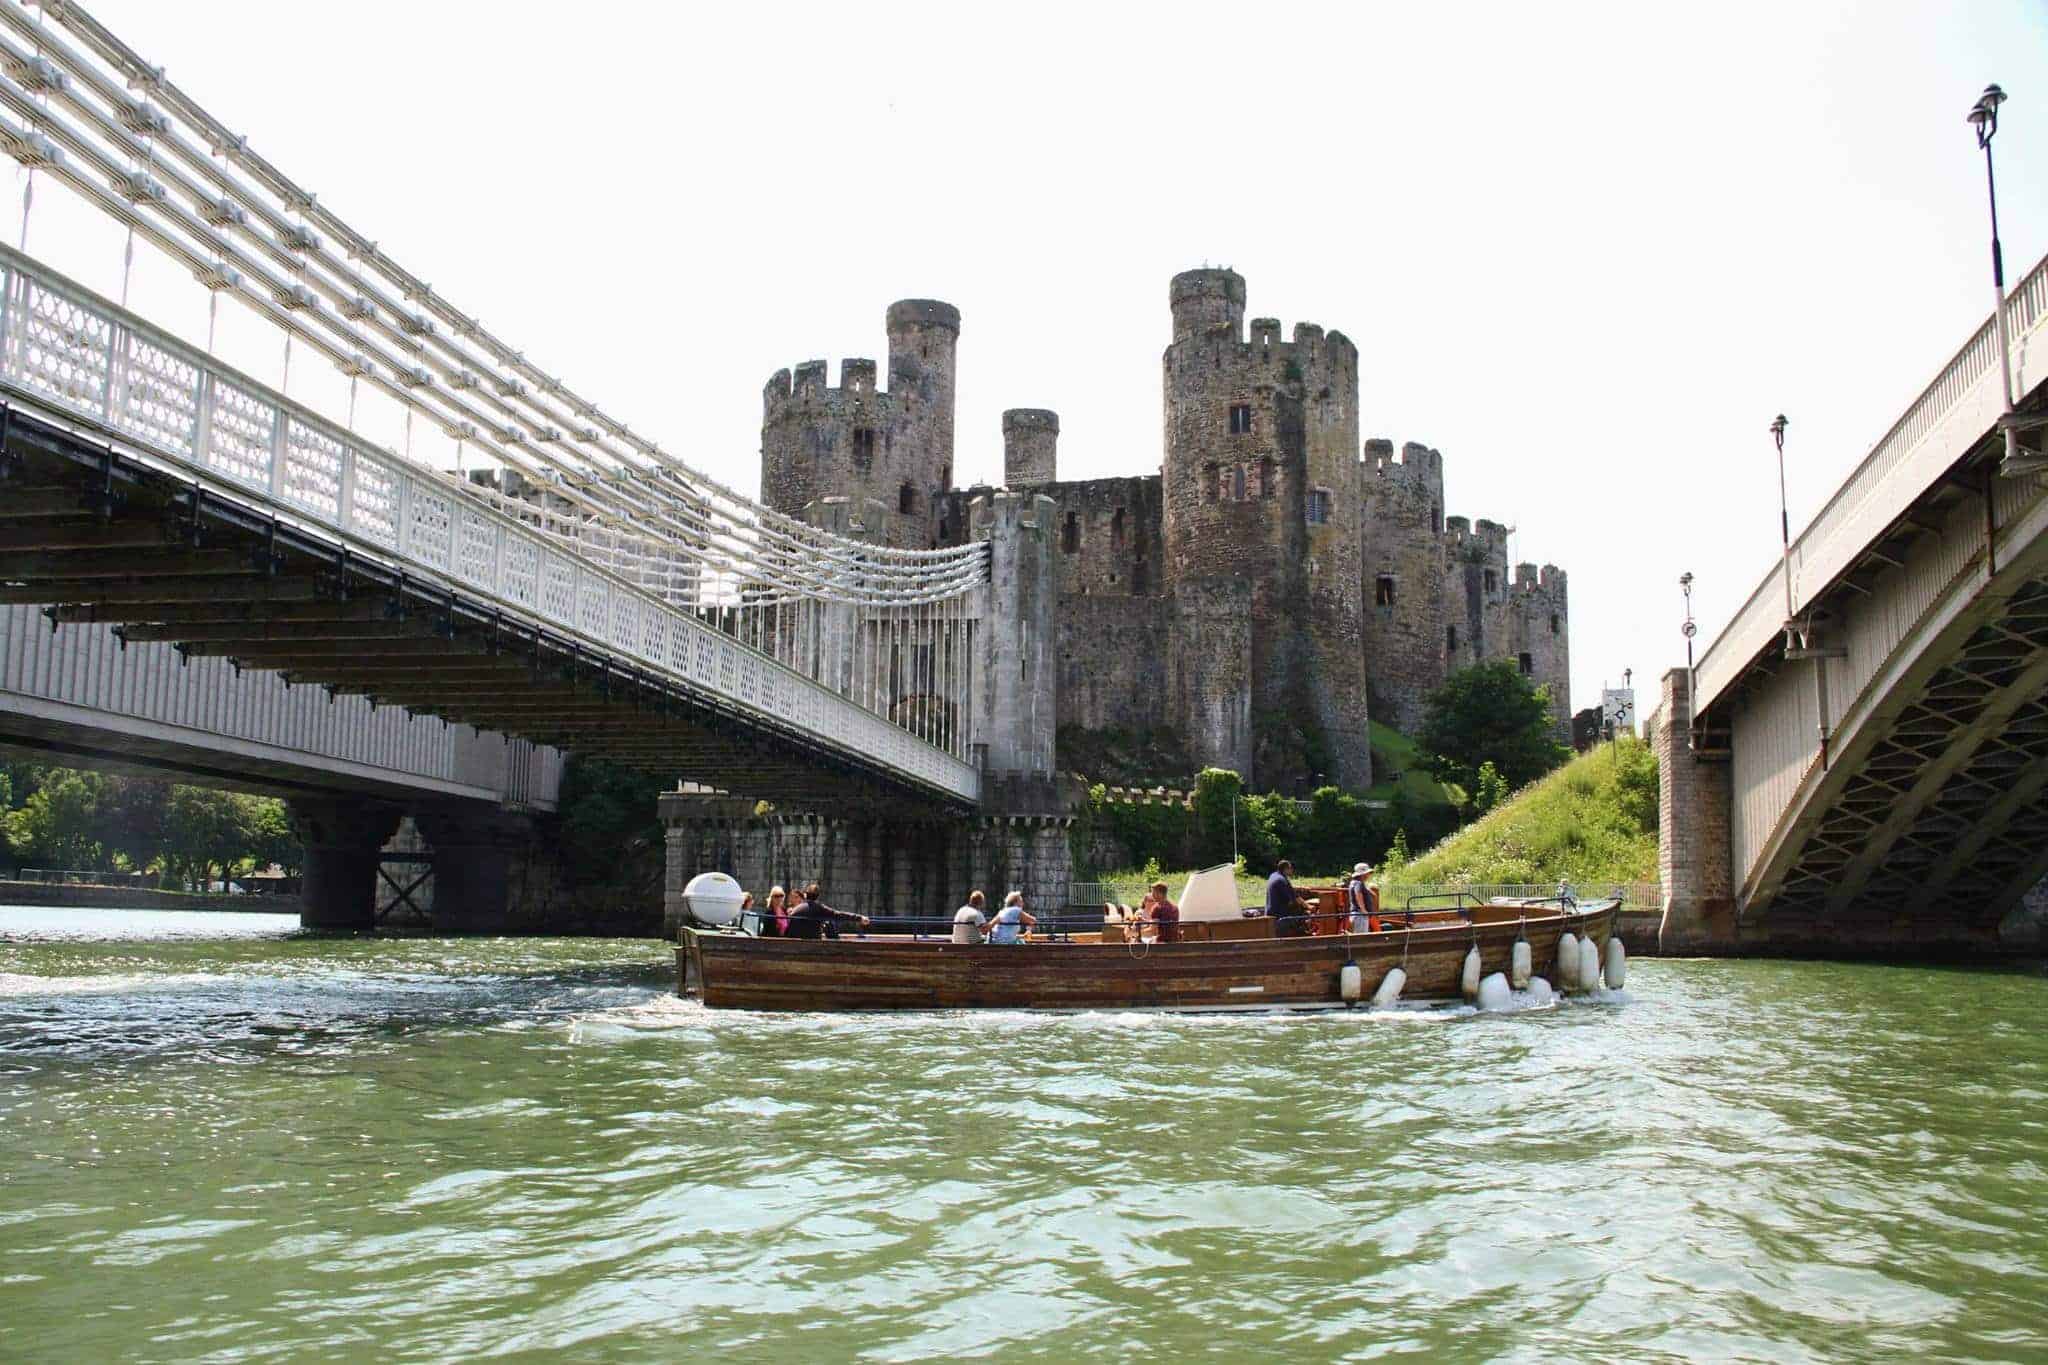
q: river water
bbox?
[0,907,2043,1362]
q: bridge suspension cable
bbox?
[0,0,988,763]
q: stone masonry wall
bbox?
[1361,439,1448,735]
[1059,594,1171,733]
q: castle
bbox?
[759,269,1570,792]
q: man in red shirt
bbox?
[1143,879,1182,943]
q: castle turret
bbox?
[1003,408,1059,486]
[1159,268,1368,790]
[759,299,960,548]
[1169,268,1246,341]
[1361,439,1449,734]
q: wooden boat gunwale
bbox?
[681,898,1621,1014]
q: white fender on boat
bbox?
[1510,939,1532,990]
[1603,936,1627,990]
[1526,976,1554,1006]
[1556,932,1580,991]
[1578,938,1601,994]
[1372,966,1406,1009]
[1477,971,1511,1011]
[1339,961,1364,1003]
[1460,945,1482,1001]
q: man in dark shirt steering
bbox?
[784,882,871,940]
[1265,859,1308,937]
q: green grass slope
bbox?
[1363,720,1457,810]
[1393,737,1659,886]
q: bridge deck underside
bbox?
[0,408,963,816]
[1760,576,2048,942]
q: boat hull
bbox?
[681,902,1618,1012]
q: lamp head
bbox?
[1769,414,1788,448]
[1970,84,2006,147]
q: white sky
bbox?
[35,0,2048,721]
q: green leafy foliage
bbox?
[1417,662,1570,795]
[556,757,665,895]
[0,764,298,887]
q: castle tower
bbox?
[1002,408,1059,486]
[1159,268,1370,790]
[759,299,959,548]
[1360,440,1450,735]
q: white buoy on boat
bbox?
[1477,971,1511,1011]
[682,871,747,928]
[1556,932,1580,991]
[1603,937,1628,990]
[1460,945,1482,1001]
[1372,966,1406,1009]
[1526,976,1554,1006]
[1510,939,1532,990]
[1577,937,1601,994]
[1339,961,1364,1003]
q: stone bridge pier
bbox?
[290,798,538,933]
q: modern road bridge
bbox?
[0,3,1058,930]
[1658,251,2048,955]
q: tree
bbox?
[1417,662,1570,798]
[161,786,271,890]
[12,769,108,870]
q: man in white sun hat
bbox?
[1345,861,1380,933]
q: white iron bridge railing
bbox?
[0,244,984,803]
[1693,249,2048,713]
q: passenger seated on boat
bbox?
[785,882,870,940]
[1142,881,1181,943]
[988,891,1037,944]
[761,885,790,938]
[953,891,988,945]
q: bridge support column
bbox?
[1656,668,1738,954]
[415,807,531,934]
[291,799,404,931]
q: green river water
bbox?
[0,907,2043,1362]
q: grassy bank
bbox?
[1391,737,1658,887]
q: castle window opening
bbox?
[1232,465,1247,502]
[1306,489,1331,525]
[1229,403,1253,435]
[1375,574,1396,607]
[1203,463,1219,503]
[1062,511,1079,554]
[1432,505,1442,534]
[1447,624,1458,653]
[898,482,916,515]
[1111,507,1126,550]
[1518,652,1533,675]
[1550,613,1560,635]
[1258,457,1275,498]
[851,427,876,470]
[1484,569,1498,594]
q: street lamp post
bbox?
[1770,414,1799,644]
[1680,572,1697,744]
[1970,83,2048,478]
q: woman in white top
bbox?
[952,890,988,944]
[988,891,1038,945]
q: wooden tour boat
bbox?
[678,886,1623,1013]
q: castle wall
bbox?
[1506,564,1572,741]
[1058,595,1171,733]
[1168,577,1256,779]
[1361,440,1448,735]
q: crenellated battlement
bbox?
[763,358,900,420]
